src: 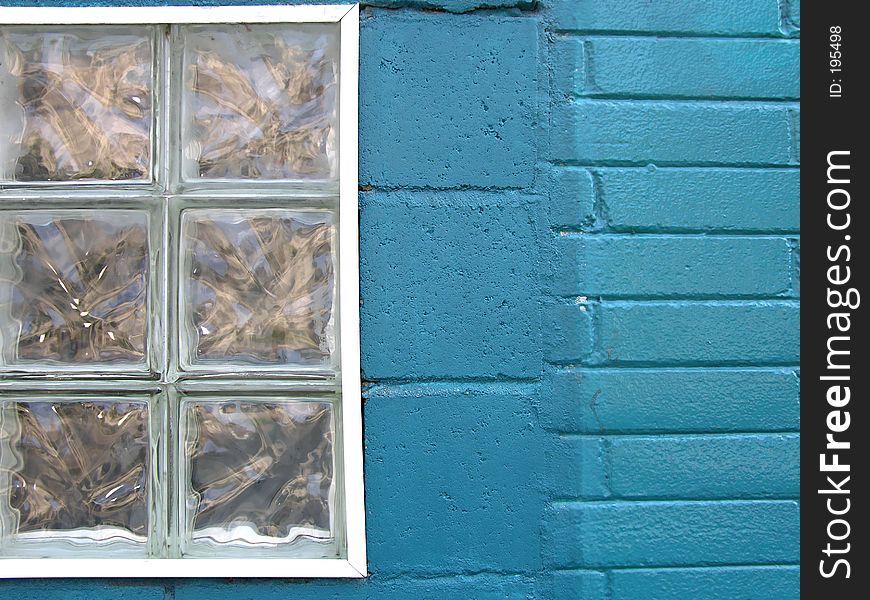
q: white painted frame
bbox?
[0,4,366,579]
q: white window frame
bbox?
[0,4,365,579]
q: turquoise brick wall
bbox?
[0,0,800,598]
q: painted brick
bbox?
[790,107,800,162]
[360,12,537,188]
[553,101,792,166]
[609,434,800,499]
[547,435,609,499]
[360,191,540,380]
[549,167,596,229]
[537,570,608,600]
[599,168,800,233]
[791,237,801,296]
[540,369,800,433]
[0,582,164,600]
[610,566,800,600]
[364,388,544,575]
[552,36,586,104]
[549,0,783,36]
[554,236,792,298]
[597,302,800,365]
[783,0,801,33]
[544,500,799,568]
[174,574,535,600]
[567,38,800,100]
[544,302,594,364]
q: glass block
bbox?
[0,206,159,376]
[177,207,336,375]
[0,26,155,184]
[178,23,339,183]
[178,396,337,557]
[0,394,162,557]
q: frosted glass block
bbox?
[178,396,336,557]
[176,207,336,375]
[0,26,155,183]
[178,24,339,182]
[0,394,162,557]
[0,206,159,376]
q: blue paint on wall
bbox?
[0,0,800,598]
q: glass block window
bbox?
[0,5,364,579]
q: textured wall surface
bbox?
[0,0,800,598]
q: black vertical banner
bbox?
[802,2,865,596]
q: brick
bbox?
[782,0,801,33]
[540,369,800,433]
[537,570,608,600]
[790,108,800,163]
[547,435,609,499]
[599,168,800,233]
[597,302,800,365]
[610,566,800,600]
[610,434,800,499]
[555,236,792,297]
[544,500,799,568]
[364,388,545,574]
[544,302,594,364]
[360,12,537,188]
[552,101,792,165]
[549,167,596,229]
[549,0,783,36]
[791,238,800,296]
[566,38,800,100]
[552,36,586,104]
[360,191,540,380]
